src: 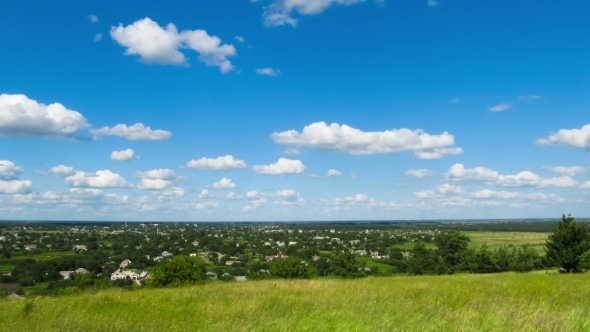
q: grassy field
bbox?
[0,251,76,271]
[464,231,550,253]
[1,273,589,331]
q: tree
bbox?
[329,251,366,279]
[149,256,205,287]
[580,250,590,271]
[545,214,590,273]
[434,230,470,271]
[407,242,439,275]
[270,257,316,279]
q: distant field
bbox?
[1,273,589,331]
[464,231,549,253]
[0,251,76,271]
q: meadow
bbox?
[1,273,589,331]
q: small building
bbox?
[265,256,275,262]
[226,261,240,266]
[120,259,132,268]
[206,272,217,280]
[312,255,321,261]
[153,256,164,262]
[161,251,173,257]
[73,245,87,251]
[264,241,271,246]
[355,250,368,256]
[235,276,247,282]
[59,271,73,280]
[24,244,37,251]
[288,242,297,246]
[110,270,139,281]
[330,229,336,233]
[276,241,285,247]
[75,268,89,274]
[0,236,5,241]
[189,253,197,257]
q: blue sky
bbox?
[1,0,589,221]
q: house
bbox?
[331,238,341,243]
[264,241,271,246]
[24,244,37,251]
[192,241,199,246]
[235,276,247,282]
[110,270,139,281]
[139,271,149,279]
[75,268,89,274]
[226,261,240,266]
[355,250,368,256]
[288,242,297,246]
[312,255,321,261]
[330,229,336,233]
[120,259,132,268]
[206,272,217,280]
[73,245,87,251]
[277,252,288,258]
[59,271,74,280]
[161,251,173,257]
[153,256,164,262]
[0,236,5,241]
[402,252,411,259]
[265,256,275,262]
[189,253,197,257]
[276,241,285,247]
[350,240,361,245]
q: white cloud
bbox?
[110,17,237,73]
[256,68,280,76]
[415,147,463,159]
[518,95,541,100]
[263,0,366,27]
[415,184,464,199]
[196,202,218,210]
[537,124,590,151]
[136,169,177,180]
[89,15,98,23]
[94,34,103,42]
[0,180,32,194]
[0,160,23,180]
[226,192,242,199]
[272,122,459,156]
[0,94,89,138]
[406,169,435,178]
[111,149,137,162]
[137,179,171,190]
[212,178,237,189]
[186,155,246,170]
[246,190,260,199]
[199,189,213,199]
[427,0,438,6]
[284,148,300,155]
[50,165,76,177]
[446,164,578,188]
[253,158,306,175]
[275,189,300,200]
[235,36,245,43]
[471,189,560,201]
[445,164,499,182]
[91,123,172,141]
[327,169,342,177]
[581,181,590,189]
[65,170,129,188]
[159,188,185,199]
[542,166,586,177]
[489,103,511,112]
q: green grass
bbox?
[464,231,550,253]
[1,273,590,331]
[391,242,437,250]
[0,251,77,271]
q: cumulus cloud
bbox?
[415,147,463,159]
[581,182,590,189]
[0,94,89,138]
[246,190,260,199]
[542,166,586,177]
[446,164,578,188]
[256,68,280,76]
[263,0,367,27]
[91,123,172,141]
[234,36,245,43]
[50,165,76,177]
[405,169,435,178]
[110,17,237,73]
[186,155,246,170]
[0,180,32,194]
[111,149,137,161]
[0,160,23,180]
[489,103,511,112]
[427,0,438,6]
[159,188,185,199]
[196,202,218,210]
[137,179,171,190]
[537,124,590,151]
[136,169,177,180]
[65,170,129,188]
[274,189,304,205]
[199,189,213,199]
[271,122,459,156]
[253,158,306,175]
[327,169,342,177]
[415,184,464,199]
[89,15,98,23]
[212,178,237,189]
[471,189,557,200]
[226,192,242,199]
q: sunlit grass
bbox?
[1,273,589,331]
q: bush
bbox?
[148,256,205,288]
[270,257,316,279]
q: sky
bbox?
[0,0,589,221]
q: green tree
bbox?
[149,256,205,287]
[407,242,439,275]
[269,257,316,279]
[545,214,590,273]
[579,250,590,271]
[329,251,366,279]
[434,230,470,270]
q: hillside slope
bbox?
[1,273,589,331]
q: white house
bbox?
[189,253,197,257]
[24,244,37,251]
[73,245,87,251]
[110,270,139,281]
[153,256,164,262]
[0,236,5,241]
[330,229,336,233]
[75,268,89,274]
[264,241,271,246]
[120,259,132,268]
[226,261,240,266]
[161,251,173,257]
[59,271,73,280]
[276,241,285,247]
[288,242,297,246]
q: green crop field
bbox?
[1,273,589,331]
[0,251,77,271]
[464,231,550,253]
